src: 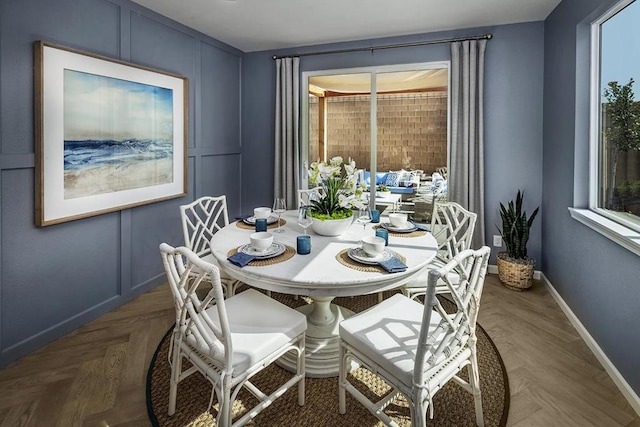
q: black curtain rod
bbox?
[272,33,492,60]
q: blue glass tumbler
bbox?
[255,218,268,232]
[375,228,389,246]
[370,209,380,223]
[297,235,311,255]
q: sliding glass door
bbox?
[302,62,449,213]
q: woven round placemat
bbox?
[147,290,509,427]
[335,248,407,273]
[373,225,427,238]
[235,219,287,230]
[226,245,295,266]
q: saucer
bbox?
[381,221,418,233]
[347,247,395,265]
[243,215,278,225]
[238,242,285,259]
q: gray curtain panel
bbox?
[274,57,300,208]
[450,40,487,249]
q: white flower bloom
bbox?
[306,155,365,214]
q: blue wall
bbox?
[6,0,635,399]
[544,0,640,393]
[243,22,545,265]
[0,0,243,367]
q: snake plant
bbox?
[497,190,539,260]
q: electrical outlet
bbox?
[493,235,502,247]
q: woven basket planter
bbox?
[496,252,535,291]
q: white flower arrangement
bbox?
[307,156,366,219]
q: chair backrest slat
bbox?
[430,202,477,261]
[297,186,322,208]
[414,246,490,385]
[180,196,230,257]
[160,243,233,369]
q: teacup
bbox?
[254,207,272,220]
[388,213,408,228]
[250,232,273,252]
[361,235,386,257]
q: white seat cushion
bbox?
[339,294,443,387]
[204,289,307,374]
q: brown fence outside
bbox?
[308,92,448,174]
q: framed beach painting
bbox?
[34,41,187,226]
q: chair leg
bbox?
[168,335,181,416]
[297,336,306,406]
[411,400,428,427]
[338,344,347,414]
[469,339,485,427]
[218,381,232,427]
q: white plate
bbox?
[347,247,395,265]
[243,215,278,225]
[381,221,418,233]
[238,242,286,259]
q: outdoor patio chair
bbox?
[338,246,490,426]
[160,243,306,426]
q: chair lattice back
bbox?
[430,201,477,262]
[414,246,490,386]
[180,196,230,258]
[297,187,322,208]
[160,243,232,372]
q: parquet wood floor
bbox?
[0,275,638,426]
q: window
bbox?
[571,0,640,256]
[592,0,640,230]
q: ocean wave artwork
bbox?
[63,69,174,199]
[64,139,173,199]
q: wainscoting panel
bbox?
[200,41,242,153]
[0,0,243,368]
[200,154,242,217]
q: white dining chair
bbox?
[160,243,306,426]
[180,195,240,297]
[339,246,490,427]
[401,201,477,301]
[297,186,322,208]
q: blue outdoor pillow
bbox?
[386,171,401,187]
[376,172,389,185]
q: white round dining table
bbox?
[210,210,438,377]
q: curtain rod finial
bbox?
[487,34,493,39]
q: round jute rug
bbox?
[147,290,509,426]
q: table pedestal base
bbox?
[278,298,356,377]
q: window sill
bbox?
[569,208,640,257]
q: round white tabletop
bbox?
[210,210,438,376]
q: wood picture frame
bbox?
[34,41,187,226]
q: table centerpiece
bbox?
[307,156,366,236]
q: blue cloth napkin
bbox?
[414,223,431,232]
[378,257,408,273]
[227,252,256,267]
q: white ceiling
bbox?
[131,0,562,53]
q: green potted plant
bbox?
[307,157,366,236]
[377,183,391,193]
[496,190,539,291]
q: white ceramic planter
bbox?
[310,216,353,236]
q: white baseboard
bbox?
[535,272,640,416]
